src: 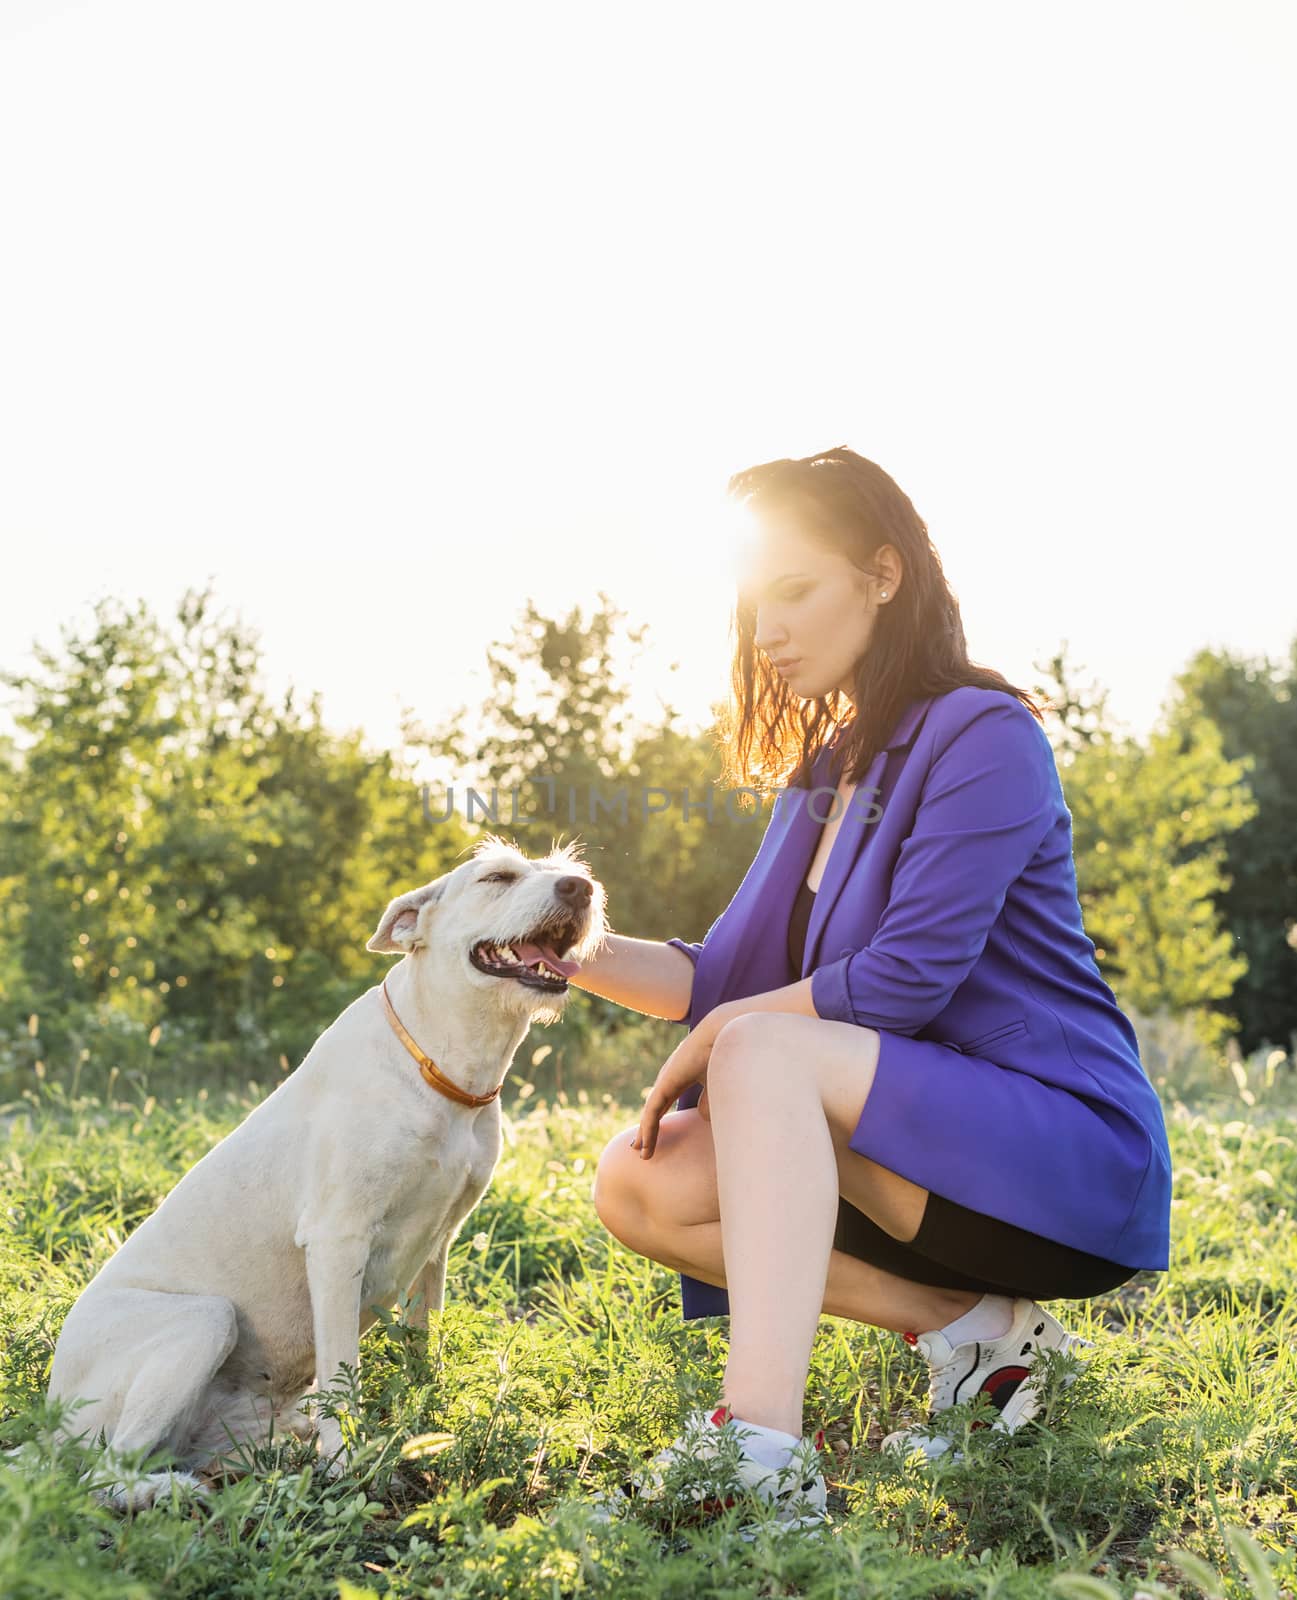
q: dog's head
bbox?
[366,835,608,1020]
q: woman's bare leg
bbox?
[709,1014,983,1436]
[636,1217,981,1346]
[595,1012,983,1440]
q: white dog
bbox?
[42,836,605,1509]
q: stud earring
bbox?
[880,590,888,600]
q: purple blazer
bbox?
[665,686,1172,1321]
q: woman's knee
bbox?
[707,1012,769,1078]
[592,1126,647,1233]
[592,1112,717,1237]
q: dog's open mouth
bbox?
[469,922,583,993]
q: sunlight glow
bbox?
[0,2,1292,756]
[722,496,767,596]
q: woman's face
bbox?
[741,522,899,704]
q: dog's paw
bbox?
[283,1404,319,1444]
[92,1469,210,1513]
[315,1424,350,1481]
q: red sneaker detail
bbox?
[710,1404,732,1427]
[979,1365,1029,1408]
[903,1331,919,1345]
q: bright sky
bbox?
[2,1,1293,782]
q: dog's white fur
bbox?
[43,836,606,1509]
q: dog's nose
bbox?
[555,875,592,905]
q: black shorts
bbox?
[834,1188,1139,1301]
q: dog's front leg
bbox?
[301,1233,370,1478]
[404,1233,451,1341]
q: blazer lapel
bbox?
[800,696,933,977]
[691,697,934,1016]
[800,746,888,976]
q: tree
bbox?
[1063,718,1256,1050]
[1032,644,1258,1050]
[1159,640,1297,1054]
[1031,641,1123,760]
[405,593,772,1025]
[0,585,474,1076]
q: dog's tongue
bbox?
[514,940,581,978]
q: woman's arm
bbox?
[708,976,819,1023]
[568,934,698,1022]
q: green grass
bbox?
[2,1048,1296,1600]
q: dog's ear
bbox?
[366,878,448,954]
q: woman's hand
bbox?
[632,1005,734,1158]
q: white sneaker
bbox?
[593,1405,830,1533]
[881,1297,1094,1464]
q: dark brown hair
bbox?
[714,445,1047,792]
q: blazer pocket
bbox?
[951,1018,1029,1055]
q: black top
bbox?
[787,876,818,981]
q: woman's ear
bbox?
[366,878,448,954]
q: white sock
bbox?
[937,1292,1016,1345]
[727,1414,800,1471]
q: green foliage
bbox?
[1034,645,1260,1054]
[3,592,1295,1112]
[1161,642,1297,1057]
[1064,716,1255,1050]
[0,585,474,1090]
[2,1054,1296,1598]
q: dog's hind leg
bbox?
[404,1234,451,1338]
[55,1288,240,1511]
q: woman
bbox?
[574,446,1172,1528]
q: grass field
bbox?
[2,1041,1295,1600]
